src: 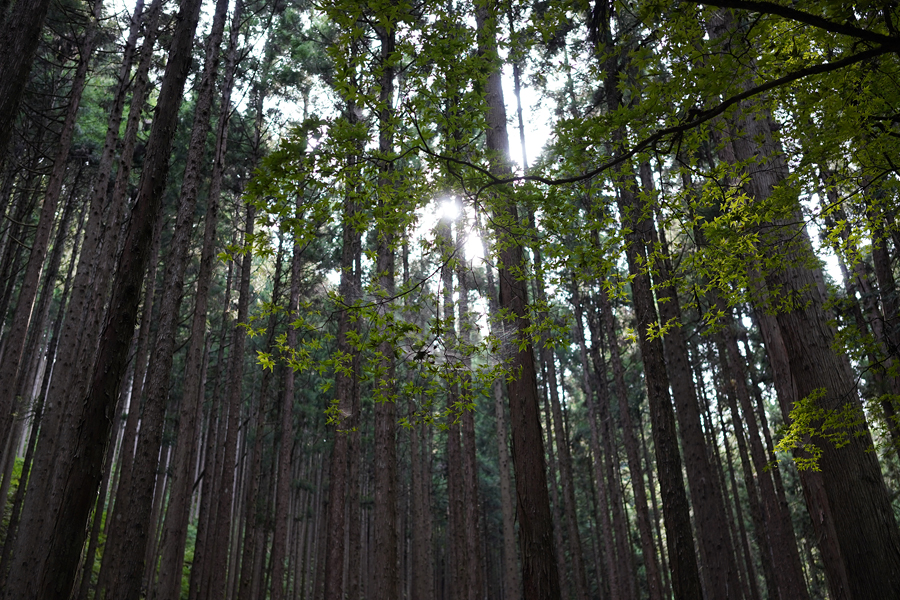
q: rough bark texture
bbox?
[154,1,242,595]
[1,0,203,592]
[615,180,703,600]
[476,2,561,597]
[0,16,96,445]
[598,292,665,600]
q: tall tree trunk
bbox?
[271,202,303,600]
[637,164,743,599]
[0,13,96,444]
[475,3,560,596]
[571,283,623,600]
[372,22,399,600]
[597,292,665,600]
[323,101,362,600]
[154,1,242,595]
[613,177,703,599]
[1,0,203,590]
[477,213,521,600]
[206,202,255,600]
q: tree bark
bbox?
[475,2,561,596]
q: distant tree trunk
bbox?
[205,202,255,600]
[324,102,362,599]
[0,13,96,443]
[589,313,638,600]
[475,2,560,596]
[187,260,234,600]
[478,214,521,600]
[154,2,242,595]
[271,203,303,600]
[540,381,573,600]
[1,0,203,590]
[597,292,664,600]
[571,283,623,600]
[456,224,484,600]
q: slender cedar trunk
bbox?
[590,316,639,600]
[2,0,203,591]
[714,338,777,599]
[205,202,255,600]
[639,412,671,598]
[635,168,742,599]
[456,224,484,600]
[324,102,362,599]
[540,380,573,600]
[530,229,588,600]
[101,0,230,594]
[187,259,234,600]
[475,4,560,597]
[271,201,303,600]
[155,4,241,597]
[597,292,664,600]
[714,393,762,600]
[0,202,83,585]
[372,23,399,600]
[478,213,521,600]
[410,395,433,600]
[440,218,467,600]
[16,1,164,579]
[233,274,277,600]
[346,353,362,600]
[0,0,53,158]
[718,304,808,599]
[571,284,623,600]
[0,15,96,444]
[613,178,703,599]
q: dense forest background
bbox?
[1,0,899,598]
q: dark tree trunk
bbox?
[0,14,96,444]
[1,0,203,591]
[475,3,560,596]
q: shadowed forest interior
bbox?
[1,0,900,598]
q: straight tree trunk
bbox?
[323,102,362,599]
[154,1,242,594]
[477,213,521,600]
[0,14,96,444]
[206,202,256,600]
[475,3,560,596]
[571,284,623,600]
[613,178,703,599]
[1,0,203,591]
[271,200,303,600]
[597,292,664,600]
[372,22,399,600]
